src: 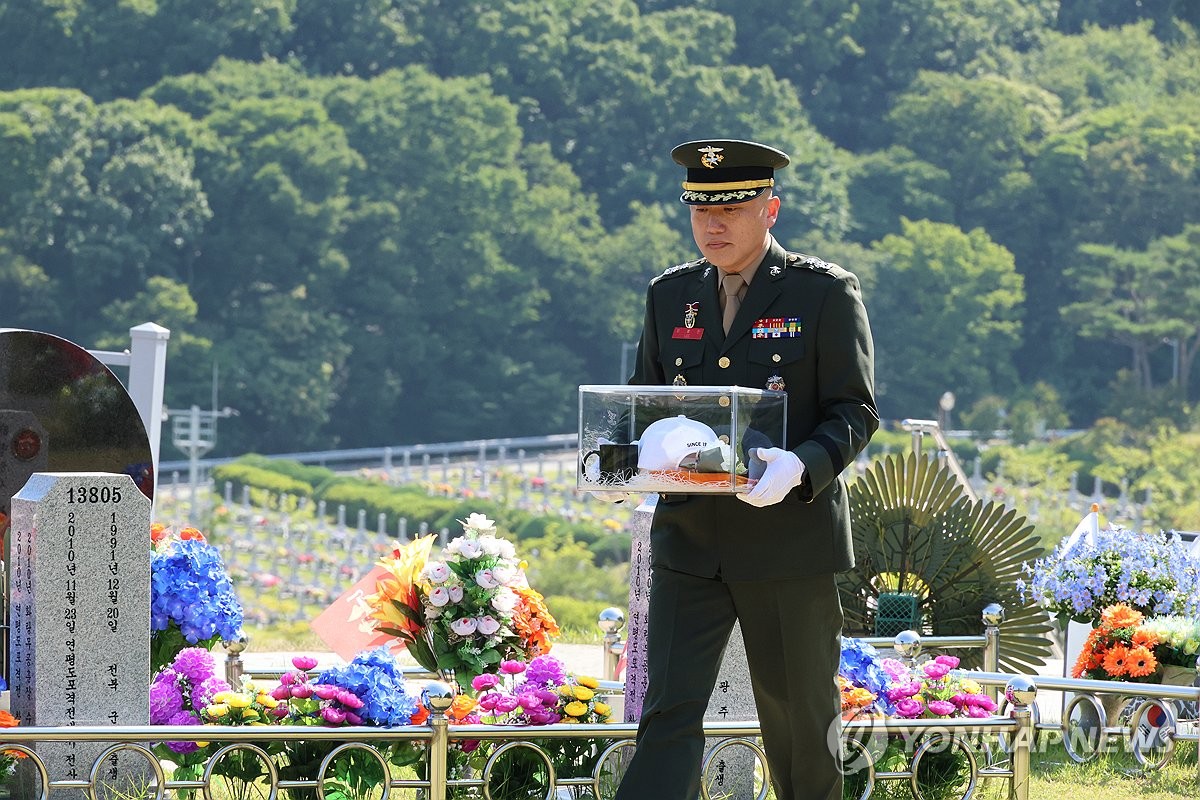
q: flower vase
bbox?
[1157,664,1198,687]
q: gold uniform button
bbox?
[772,353,782,363]
[718,356,731,368]
[719,396,730,407]
[675,357,683,366]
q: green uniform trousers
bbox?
[614,565,844,800]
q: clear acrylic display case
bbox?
[577,384,787,494]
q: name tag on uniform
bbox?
[752,317,801,338]
[672,327,704,340]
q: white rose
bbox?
[450,617,478,636]
[456,538,483,559]
[448,585,464,603]
[427,586,451,607]
[490,587,518,613]
[480,536,502,557]
[475,569,499,589]
[423,561,451,583]
[463,513,496,534]
[476,616,501,635]
[492,564,517,585]
[495,539,516,559]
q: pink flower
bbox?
[881,659,908,680]
[291,683,314,699]
[472,674,501,692]
[923,662,951,680]
[885,681,921,701]
[535,688,559,705]
[517,693,543,710]
[450,618,478,636]
[966,694,997,712]
[280,671,297,687]
[271,706,289,718]
[476,616,501,635]
[337,690,364,709]
[475,569,499,589]
[345,712,363,725]
[271,685,290,701]
[321,707,347,725]
[477,693,500,710]
[448,586,464,603]
[500,660,526,675]
[934,655,960,669]
[423,562,451,583]
[494,695,520,713]
[314,684,340,700]
[428,587,451,607]
[291,656,318,671]
[928,700,957,717]
[894,698,925,718]
[966,705,991,718]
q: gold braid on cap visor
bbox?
[680,178,775,191]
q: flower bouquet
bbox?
[839,640,997,800]
[1019,524,1200,626]
[367,514,560,686]
[0,709,24,785]
[1072,604,1160,682]
[1142,615,1200,682]
[149,647,232,783]
[150,524,245,674]
[432,655,614,800]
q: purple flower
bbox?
[527,709,561,725]
[193,676,231,711]
[894,698,925,718]
[517,693,543,710]
[524,655,566,688]
[149,678,185,724]
[344,711,363,726]
[322,707,347,725]
[928,700,957,717]
[500,660,526,675]
[172,648,217,683]
[494,695,520,713]
[534,688,559,705]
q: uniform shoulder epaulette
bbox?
[651,257,707,284]
[785,252,840,275]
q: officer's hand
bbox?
[738,448,805,507]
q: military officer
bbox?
[613,139,878,800]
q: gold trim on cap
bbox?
[681,178,775,191]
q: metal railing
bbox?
[0,682,1039,800]
[900,418,979,502]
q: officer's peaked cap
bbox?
[671,139,790,205]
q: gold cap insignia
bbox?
[698,146,724,169]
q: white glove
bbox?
[738,448,805,507]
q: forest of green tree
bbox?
[1,0,1199,454]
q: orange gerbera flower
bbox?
[449,693,477,722]
[1126,645,1158,678]
[1132,628,1159,648]
[1101,604,1143,631]
[1102,643,1131,677]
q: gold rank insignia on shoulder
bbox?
[673,374,687,386]
[766,374,785,392]
[698,146,724,168]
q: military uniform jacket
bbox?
[630,238,878,580]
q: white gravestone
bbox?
[624,500,759,798]
[10,473,150,796]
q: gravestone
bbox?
[623,498,759,798]
[10,472,151,796]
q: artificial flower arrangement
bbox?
[150,523,245,674]
[838,639,998,800]
[148,647,232,779]
[367,513,560,686]
[1018,524,1200,626]
[1071,603,1160,681]
[0,703,25,785]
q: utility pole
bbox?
[169,404,236,523]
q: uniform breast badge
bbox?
[673,374,688,386]
[766,375,785,392]
[684,302,699,328]
[672,302,704,340]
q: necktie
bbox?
[721,272,744,334]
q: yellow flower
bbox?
[257,694,279,709]
[564,701,588,717]
[228,694,252,709]
[561,717,580,724]
[211,692,232,704]
[207,704,229,718]
[960,680,982,695]
[560,686,574,696]
[577,676,599,689]
[572,686,595,701]
[240,709,260,722]
[249,721,269,727]
[594,702,611,718]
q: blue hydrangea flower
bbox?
[318,647,419,726]
[840,638,896,715]
[151,538,244,644]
